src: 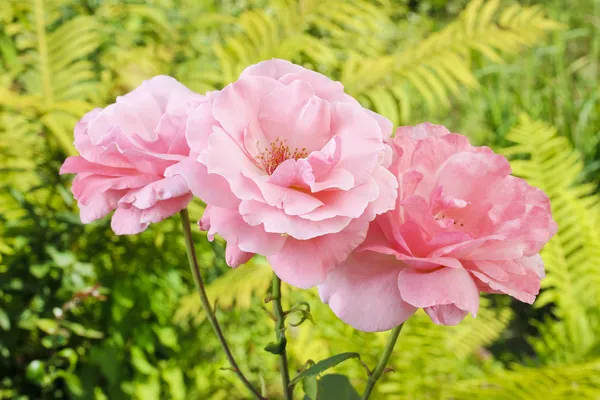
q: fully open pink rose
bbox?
[319,123,558,331]
[173,59,397,288]
[60,76,205,234]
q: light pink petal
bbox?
[111,76,200,142]
[363,165,398,220]
[372,213,412,255]
[310,168,355,192]
[268,158,315,189]
[72,174,158,205]
[185,101,218,154]
[242,58,351,103]
[365,109,393,138]
[252,176,324,216]
[268,218,369,288]
[133,75,205,115]
[119,175,190,210]
[398,267,480,317]
[395,123,452,140]
[225,245,253,268]
[401,196,443,238]
[121,146,182,175]
[139,194,193,225]
[474,260,509,282]
[73,108,102,143]
[471,267,540,304]
[89,103,153,143]
[76,127,134,168]
[240,58,305,81]
[239,200,351,239]
[204,129,264,202]
[318,252,417,332]
[145,113,188,155]
[330,102,385,184]
[519,254,545,279]
[258,80,332,152]
[397,170,423,206]
[431,151,511,203]
[212,76,284,143]
[429,185,468,216]
[111,206,149,235]
[304,175,379,221]
[78,190,124,224]
[165,156,240,209]
[410,132,471,176]
[307,136,342,180]
[424,304,469,325]
[201,206,286,257]
[394,220,471,258]
[60,156,137,176]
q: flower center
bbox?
[257,138,308,175]
[435,213,465,228]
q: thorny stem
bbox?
[271,273,293,399]
[179,209,264,400]
[361,323,404,400]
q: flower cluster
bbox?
[61,59,557,331]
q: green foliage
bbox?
[341,0,563,125]
[501,115,600,364]
[290,352,363,385]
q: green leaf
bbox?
[0,308,10,331]
[290,353,361,385]
[57,348,78,371]
[60,320,104,339]
[29,263,51,278]
[153,326,179,350]
[89,346,120,386]
[25,360,45,383]
[161,365,186,400]
[131,346,157,375]
[317,374,360,400]
[302,375,318,400]
[134,374,161,399]
[57,371,84,397]
[45,246,75,268]
[264,337,287,355]
[36,318,59,334]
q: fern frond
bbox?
[176,0,392,92]
[4,0,104,156]
[376,299,512,398]
[299,0,394,57]
[0,111,41,220]
[342,0,563,125]
[451,358,600,400]
[177,6,333,91]
[501,114,600,362]
[286,295,512,399]
[174,257,287,325]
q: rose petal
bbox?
[318,252,417,331]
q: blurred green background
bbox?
[1,0,600,398]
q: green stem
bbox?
[271,273,292,400]
[179,209,264,400]
[361,323,404,400]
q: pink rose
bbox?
[60,76,205,234]
[172,59,398,288]
[319,123,558,331]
